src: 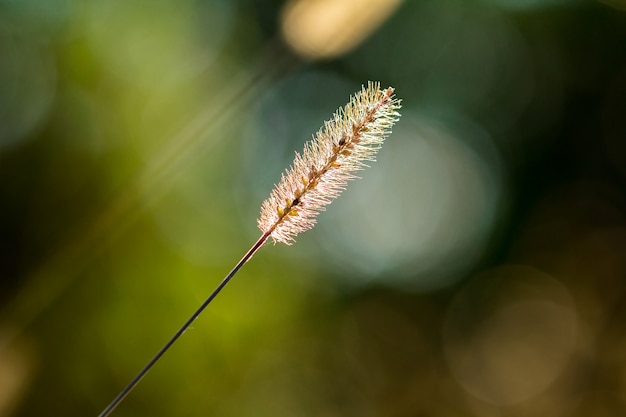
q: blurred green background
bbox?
[1,0,626,415]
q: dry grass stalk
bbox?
[99,81,401,417]
[259,81,401,244]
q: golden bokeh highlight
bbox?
[0,331,35,416]
[281,0,403,59]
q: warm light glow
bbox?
[281,0,403,59]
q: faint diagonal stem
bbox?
[98,231,271,417]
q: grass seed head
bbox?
[258,81,401,244]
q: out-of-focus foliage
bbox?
[1,0,626,416]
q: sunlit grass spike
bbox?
[258,81,401,245]
[98,81,401,416]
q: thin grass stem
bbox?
[97,231,271,417]
[98,81,400,416]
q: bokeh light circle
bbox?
[443,265,578,405]
[280,0,403,59]
[316,110,504,291]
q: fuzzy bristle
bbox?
[257,81,401,245]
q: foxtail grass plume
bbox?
[98,82,400,417]
[258,81,401,244]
